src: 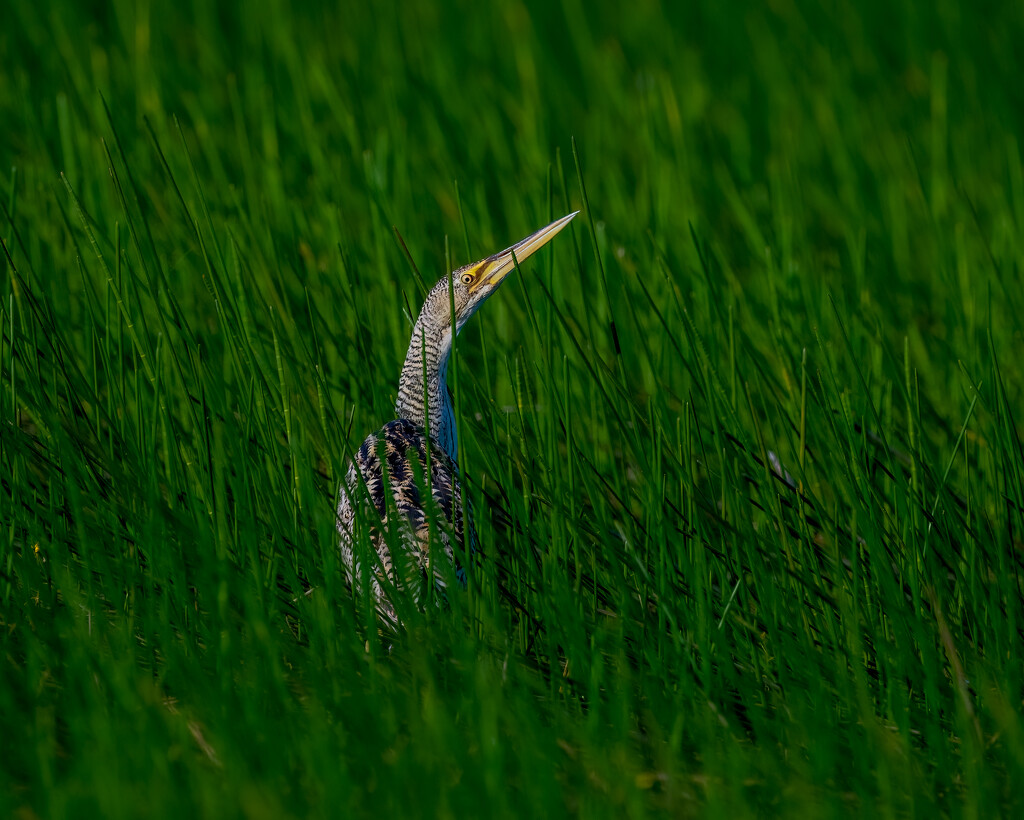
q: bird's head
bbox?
[398,211,578,443]
[442,211,578,332]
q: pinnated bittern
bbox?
[337,212,578,627]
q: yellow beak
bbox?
[469,211,578,292]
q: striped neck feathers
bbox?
[395,279,460,461]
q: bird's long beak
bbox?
[470,211,578,292]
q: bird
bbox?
[337,211,578,628]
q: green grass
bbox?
[3,0,1024,815]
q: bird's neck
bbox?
[396,295,458,462]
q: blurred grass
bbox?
[2,0,1024,816]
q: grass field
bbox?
[3,0,1024,816]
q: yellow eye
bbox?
[461,273,473,285]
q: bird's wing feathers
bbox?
[337,418,473,616]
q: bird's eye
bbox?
[461,273,473,285]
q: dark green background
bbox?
[2,0,1023,816]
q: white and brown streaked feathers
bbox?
[336,212,577,627]
[337,418,473,627]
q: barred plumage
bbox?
[337,212,577,627]
[337,419,472,627]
